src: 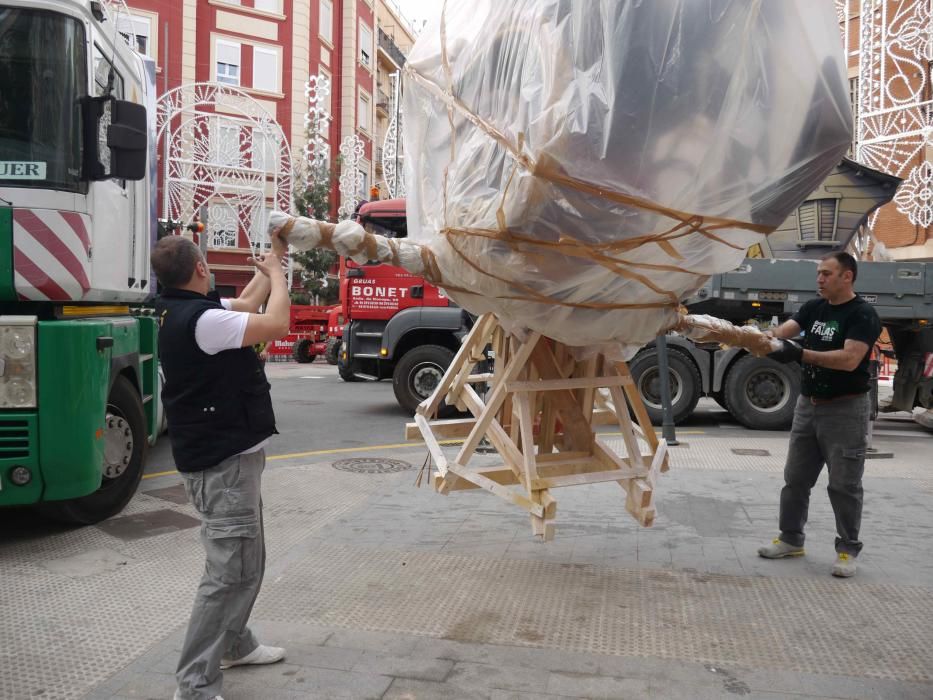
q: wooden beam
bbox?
[505,375,634,393]
[447,463,545,517]
[414,412,449,474]
[405,417,476,441]
[454,334,541,467]
[418,313,495,417]
[535,468,645,489]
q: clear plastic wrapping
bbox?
[401,0,851,357]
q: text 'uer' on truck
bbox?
[0,0,159,523]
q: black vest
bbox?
[156,288,276,472]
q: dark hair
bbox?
[821,251,858,282]
[151,236,203,288]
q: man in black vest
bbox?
[759,251,881,578]
[152,233,290,700]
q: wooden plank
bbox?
[447,463,545,517]
[454,334,541,467]
[607,384,647,469]
[405,417,476,441]
[579,356,601,425]
[460,384,525,471]
[516,392,539,493]
[437,465,521,491]
[529,342,595,453]
[419,313,495,417]
[506,375,633,393]
[614,360,661,455]
[536,467,645,489]
[414,412,449,474]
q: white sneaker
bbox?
[831,552,857,578]
[174,693,223,700]
[221,644,286,669]
[757,538,805,559]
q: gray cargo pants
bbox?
[778,394,870,556]
[175,450,266,700]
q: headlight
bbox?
[0,318,37,409]
[3,329,33,359]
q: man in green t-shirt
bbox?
[757,252,881,578]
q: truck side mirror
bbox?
[81,96,148,181]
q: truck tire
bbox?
[337,342,363,382]
[629,348,701,425]
[324,337,340,365]
[393,344,456,416]
[292,338,316,363]
[723,355,799,430]
[39,376,147,525]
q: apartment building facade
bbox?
[121,0,413,295]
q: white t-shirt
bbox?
[194,298,268,455]
[194,298,248,355]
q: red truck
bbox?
[336,198,474,413]
[262,304,340,363]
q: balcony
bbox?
[376,88,390,116]
[378,27,406,68]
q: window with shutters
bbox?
[215,40,240,86]
[319,0,333,45]
[796,198,840,245]
[252,46,279,93]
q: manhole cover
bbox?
[731,448,770,457]
[332,457,413,474]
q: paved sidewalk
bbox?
[2,424,931,700]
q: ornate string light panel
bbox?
[839,0,933,230]
[155,83,294,264]
[304,74,332,171]
[337,134,365,220]
[382,71,405,198]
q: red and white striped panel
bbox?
[12,208,91,301]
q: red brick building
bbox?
[124,0,396,294]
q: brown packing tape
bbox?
[396,56,776,317]
[672,315,774,356]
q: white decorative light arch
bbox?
[156,82,294,259]
[382,71,405,198]
[338,134,365,220]
[839,0,933,231]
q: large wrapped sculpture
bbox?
[270,1,851,536]
[397,0,851,357]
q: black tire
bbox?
[292,338,316,363]
[629,348,702,425]
[39,376,147,525]
[723,355,800,430]
[324,337,340,365]
[337,342,363,382]
[392,344,456,416]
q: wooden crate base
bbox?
[407,314,669,541]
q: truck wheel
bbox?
[39,376,147,525]
[393,344,456,416]
[723,355,799,430]
[292,339,316,363]
[629,348,701,425]
[337,342,363,382]
[324,337,340,365]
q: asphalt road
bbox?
[144,358,931,477]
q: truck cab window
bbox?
[0,9,87,192]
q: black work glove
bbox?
[767,339,803,364]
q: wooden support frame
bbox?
[408,314,669,540]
